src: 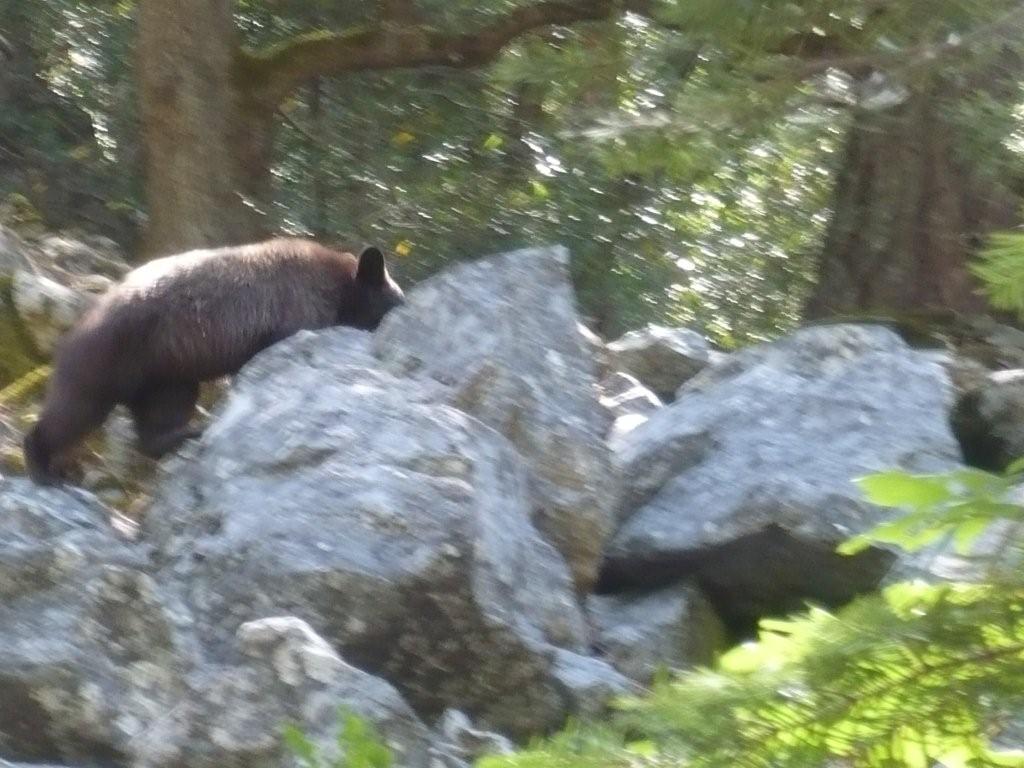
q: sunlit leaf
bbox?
[855,472,953,509]
[283,723,322,768]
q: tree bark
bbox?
[136,0,650,257]
[804,74,1019,319]
[0,0,101,230]
[137,0,274,256]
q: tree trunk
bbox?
[804,76,1019,319]
[0,1,102,229]
[137,0,272,256]
[131,0,652,257]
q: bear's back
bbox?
[118,238,356,301]
[66,238,359,383]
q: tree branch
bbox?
[788,0,1024,79]
[242,0,627,107]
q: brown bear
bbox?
[24,237,405,485]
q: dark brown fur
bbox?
[24,237,404,485]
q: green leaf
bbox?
[338,709,392,768]
[483,133,505,151]
[855,472,953,509]
[952,516,992,555]
[283,723,322,768]
[624,739,659,757]
[837,533,874,556]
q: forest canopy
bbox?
[3,0,1024,342]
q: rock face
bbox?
[548,649,637,717]
[588,584,724,683]
[187,617,432,768]
[31,233,129,279]
[0,478,182,766]
[606,325,711,400]
[0,227,35,274]
[577,322,610,378]
[0,228,127,387]
[373,246,616,594]
[3,231,129,348]
[147,328,589,736]
[11,269,93,353]
[599,372,663,440]
[600,325,963,626]
[430,710,514,768]
[0,476,439,768]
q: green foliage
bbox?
[11,0,1024,335]
[974,232,1024,318]
[0,276,47,387]
[841,467,1024,559]
[283,708,393,768]
[483,464,1024,768]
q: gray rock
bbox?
[924,350,990,397]
[886,516,1024,588]
[607,325,711,399]
[952,368,1024,471]
[32,233,129,279]
[428,710,514,768]
[11,269,93,353]
[373,246,616,593]
[577,322,610,377]
[0,475,491,768]
[0,227,35,274]
[0,478,193,766]
[184,617,432,768]
[588,584,725,683]
[599,372,663,440]
[602,325,963,625]
[549,650,638,718]
[146,328,588,736]
[600,372,663,417]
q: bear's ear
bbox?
[356,246,387,287]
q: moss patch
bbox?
[0,275,46,387]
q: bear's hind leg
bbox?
[24,389,116,485]
[129,380,201,459]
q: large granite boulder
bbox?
[184,617,432,768]
[0,477,481,768]
[429,710,514,768]
[11,269,93,354]
[0,478,189,766]
[30,232,129,279]
[146,329,589,736]
[0,227,35,274]
[599,371,663,440]
[588,584,725,683]
[606,325,712,400]
[374,246,616,593]
[600,325,963,626]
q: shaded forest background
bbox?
[3,0,1024,344]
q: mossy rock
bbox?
[0,274,46,387]
[803,310,960,349]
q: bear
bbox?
[23,237,405,485]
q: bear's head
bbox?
[347,246,405,330]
